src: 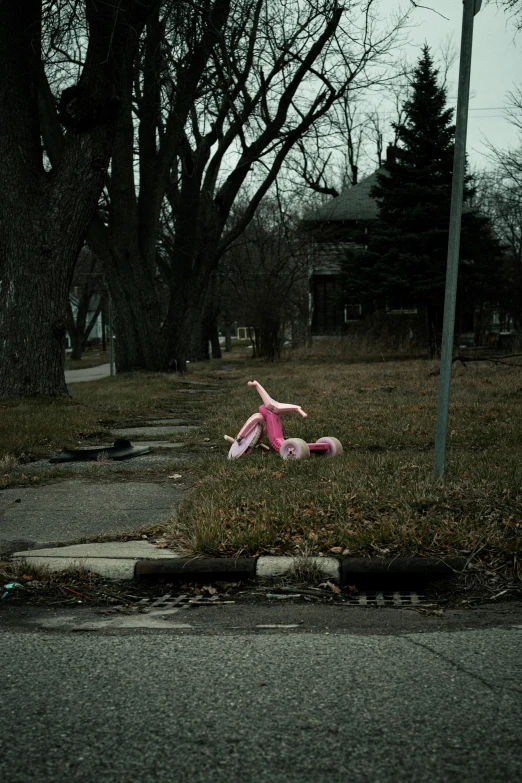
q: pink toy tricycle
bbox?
[225,380,343,460]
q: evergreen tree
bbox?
[344,45,503,355]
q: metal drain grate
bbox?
[343,591,427,607]
[137,593,233,610]
[137,591,428,609]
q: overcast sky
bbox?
[388,0,521,168]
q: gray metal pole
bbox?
[433,0,479,477]
[108,295,115,377]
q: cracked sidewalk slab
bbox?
[0,480,188,557]
[111,425,199,438]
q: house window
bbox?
[344,304,362,322]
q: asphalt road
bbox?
[1,605,522,783]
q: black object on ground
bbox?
[49,439,152,463]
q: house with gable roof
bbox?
[303,166,384,334]
[303,150,517,347]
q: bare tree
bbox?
[80,0,406,371]
[290,32,458,198]
[494,0,522,30]
[221,196,310,360]
[0,0,156,398]
[290,53,412,198]
[479,85,522,329]
[66,247,106,360]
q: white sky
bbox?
[391,0,521,168]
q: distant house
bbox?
[303,168,383,334]
[303,156,516,347]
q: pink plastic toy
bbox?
[225,380,343,460]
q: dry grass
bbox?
[2,350,521,575]
[0,454,18,471]
[286,333,420,362]
[167,355,522,575]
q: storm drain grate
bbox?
[137,593,233,610]
[136,591,428,609]
[343,591,427,607]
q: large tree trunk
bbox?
[197,271,222,360]
[89,1,232,374]
[166,263,216,369]
[0,224,72,396]
[66,285,103,361]
[224,326,233,353]
[104,251,166,371]
[0,0,155,398]
[70,337,84,362]
[87,28,167,374]
[210,326,222,359]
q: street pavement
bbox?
[1,604,521,783]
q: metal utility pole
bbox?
[433,0,482,477]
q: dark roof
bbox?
[305,169,385,223]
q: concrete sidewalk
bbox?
[0,375,233,579]
[65,363,112,384]
[0,480,188,558]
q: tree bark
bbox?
[1,224,72,396]
[224,326,233,353]
[66,284,103,361]
[210,327,222,359]
[0,0,156,397]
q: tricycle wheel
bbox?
[316,437,343,457]
[279,438,310,460]
[228,423,263,459]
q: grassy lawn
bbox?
[166,356,522,576]
[1,352,521,578]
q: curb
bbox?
[9,540,466,583]
[135,556,466,584]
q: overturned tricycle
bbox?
[225,381,342,460]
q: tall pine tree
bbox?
[344,45,503,355]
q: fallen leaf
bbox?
[329,546,343,554]
[319,581,341,594]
